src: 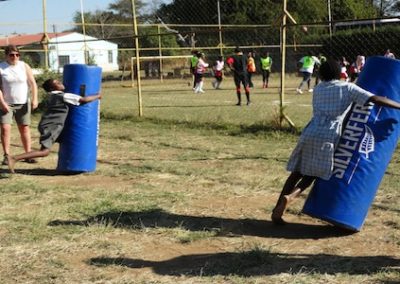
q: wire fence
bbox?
[1,0,399,126]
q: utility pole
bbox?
[327,0,332,38]
[131,0,143,117]
[80,0,88,64]
[279,0,296,128]
[217,0,223,56]
[42,0,49,69]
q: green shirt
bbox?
[260,57,272,70]
[191,56,199,68]
[302,56,315,69]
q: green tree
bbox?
[330,0,378,20]
[156,0,283,48]
[72,10,117,40]
[71,1,178,50]
[72,0,147,48]
[72,0,181,74]
[155,0,380,49]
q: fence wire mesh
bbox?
[0,0,399,126]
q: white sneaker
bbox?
[308,89,313,93]
[199,89,205,93]
[296,88,303,94]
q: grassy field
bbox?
[0,75,399,283]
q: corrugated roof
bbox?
[0,32,72,47]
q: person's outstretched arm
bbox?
[79,93,101,104]
[369,96,400,110]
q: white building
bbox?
[0,32,119,72]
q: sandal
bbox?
[2,154,9,166]
[23,158,38,164]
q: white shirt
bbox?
[196,58,209,74]
[214,60,224,71]
[384,52,395,59]
[51,91,81,106]
[0,60,28,104]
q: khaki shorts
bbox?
[0,103,31,125]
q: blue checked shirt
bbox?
[287,80,374,180]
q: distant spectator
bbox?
[247,51,256,88]
[212,56,224,89]
[349,55,365,82]
[190,50,199,90]
[314,53,326,86]
[227,47,251,106]
[384,49,395,59]
[193,52,209,94]
[260,51,273,89]
[296,52,320,94]
[339,56,350,82]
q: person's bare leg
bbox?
[271,172,303,224]
[284,175,315,202]
[18,124,31,152]
[271,174,315,224]
[1,123,11,156]
[8,148,50,173]
[283,188,302,204]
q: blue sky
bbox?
[0,0,119,36]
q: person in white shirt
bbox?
[384,49,395,59]
[193,52,209,94]
[212,56,224,89]
[0,45,38,165]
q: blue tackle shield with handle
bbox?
[303,56,400,231]
[57,64,102,172]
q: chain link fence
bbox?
[1,0,399,125]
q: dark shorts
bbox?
[302,72,312,82]
[195,73,204,84]
[38,121,65,149]
[234,74,248,88]
[0,103,31,125]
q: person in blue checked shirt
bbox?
[272,59,400,225]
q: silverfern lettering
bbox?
[333,104,373,179]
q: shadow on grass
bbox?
[48,209,353,239]
[0,168,87,176]
[88,251,400,277]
